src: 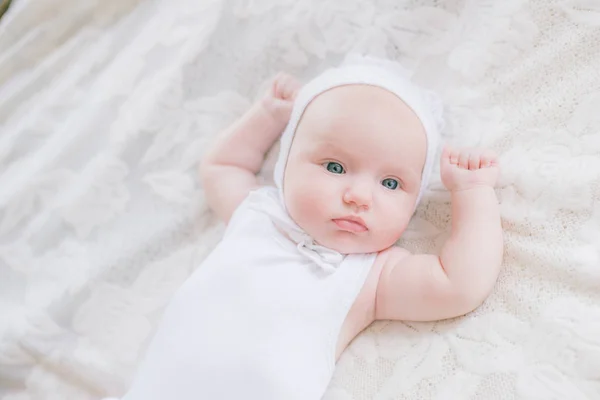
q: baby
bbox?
[117,56,503,400]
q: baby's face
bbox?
[283,85,427,254]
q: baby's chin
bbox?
[314,231,398,255]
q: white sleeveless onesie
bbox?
[120,187,376,400]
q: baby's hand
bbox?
[261,72,302,125]
[440,146,500,191]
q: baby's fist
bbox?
[262,72,302,125]
[440,147,499,191]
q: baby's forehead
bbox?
[299,84,424,135]
[307,84,409,111]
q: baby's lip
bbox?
[332,216,368,233]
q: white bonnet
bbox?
[273,54,444,207]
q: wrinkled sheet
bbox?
[1,0,599,398]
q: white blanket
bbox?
[1,0,599,399]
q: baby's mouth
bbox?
[332,217,368,233]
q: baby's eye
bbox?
[324,162,345,174]
[382,178,399,190]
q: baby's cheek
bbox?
[299,177,329,215]
[285,176,323,227]
[294,191,317,220]
[379,203,411,240]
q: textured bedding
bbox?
[0,0,599,399]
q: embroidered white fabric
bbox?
[1,0,599,399]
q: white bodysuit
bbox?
[121,187,376,400]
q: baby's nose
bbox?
[343,181,372,210]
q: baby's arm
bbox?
[200,74,301,222]
[375,147,503,321]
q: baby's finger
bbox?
[271,73,288,95]
[449,148,459,165]
[270,73,283,96]
[458,151,470,169]
[468,153,480,170]
[276,74,300,100]
[480,150,497,168]
[440,146,456,174]
[441,146,452,163]
[285,80,302,100]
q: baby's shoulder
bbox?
[225,186,277,224]
[373,246,411,267]
[357,246,411,296]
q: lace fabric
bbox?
[1,0,599,399]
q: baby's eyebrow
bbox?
[311,140,350,156]
[378,160,420,180]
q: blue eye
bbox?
[325,162,345,174]
[382,178,399,190]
